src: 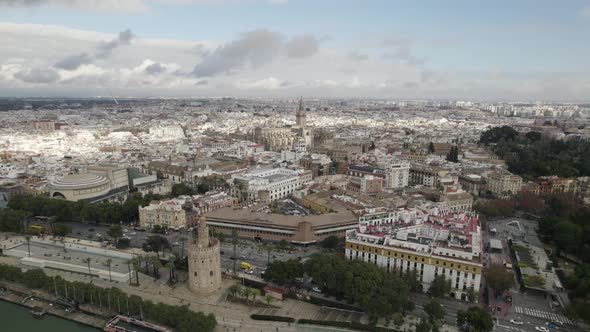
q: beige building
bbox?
[409,164,449,187]
[439,187,473,212]
[188,215,222,294]
[139,196,198,229]
[346,175,383,195]
[486,172,522,196]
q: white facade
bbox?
[231,167,312,202]
[346,208,483,301]
[385,162,410,189]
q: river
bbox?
[0,299,99,332]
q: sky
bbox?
[1,0,590,101]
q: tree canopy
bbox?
[456,306,493,332]
[428,275,451,297]
[484,265,514,295]
[480,126,590,179]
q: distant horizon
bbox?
[0,95,589,105]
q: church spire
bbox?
[296,97,306,127]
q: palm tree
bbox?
[151,256,162,279]
[168,255,176,280]
[165,262,175,284]
[82,257,92,275]
[104,259,113,281]
[133,259,140,285]
[263,243,275,265]
[25,235,31,257]
[265,294,273,305]
[240,287,251,303]
[228,284,240,298]
[251,288,261,303]
[126,259,133,285]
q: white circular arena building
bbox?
[50,174,111,201]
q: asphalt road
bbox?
[35,221,322,274]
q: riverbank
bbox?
[0,283,106,329]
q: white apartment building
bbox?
[346,208,483,301]
[231,167,313,202]
[385,162,410,189]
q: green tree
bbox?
[467,286,478,303]
[402,270,423,292]
[107,225,123,247]
[416,319,433,332]
[428,142,435,154]
[82,257,92,275]
[171,183,194,197]
[265,294,273,305]
[228,284,240,297]
[457,306,493,332]
[25,235,31,257]
[429,275,451,297]
[104,259,113,281]
[53,224,72,237]
[485,265,514,295]
[320,235,340,249]
[143,235,170,259]
[424,299,445,322]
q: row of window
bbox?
[347,247,479,273]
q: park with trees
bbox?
[479,126,590,321]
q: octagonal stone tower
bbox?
[188,215,222,294]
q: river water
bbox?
[0,299,99,332]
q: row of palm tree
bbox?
[228,284,273,305]
[124,254,178,286]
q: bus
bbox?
[28,225,45,234]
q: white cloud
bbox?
[0,0,149,12]
[1,21,588,101]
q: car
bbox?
[312,287,322,293]
[96,233,102,237]
[244,269,254,274]
[220,251,225,255]
[130,232,137,236]
[172,242,180,246]
[510,319,524,325]
[536,327,549,332]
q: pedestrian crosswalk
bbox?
[514,306,573,325]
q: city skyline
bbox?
[1,0,590,101]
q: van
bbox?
[240,262,252,270]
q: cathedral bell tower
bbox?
[296,97,306,127]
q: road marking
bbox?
[513,306,573,325]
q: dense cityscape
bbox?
[2,1,590,332]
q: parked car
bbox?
[312,287,322,293]
[244,269,254,274]
[536,327,549,332]
[510,319,524,325]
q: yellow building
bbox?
[139,196,198,229]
